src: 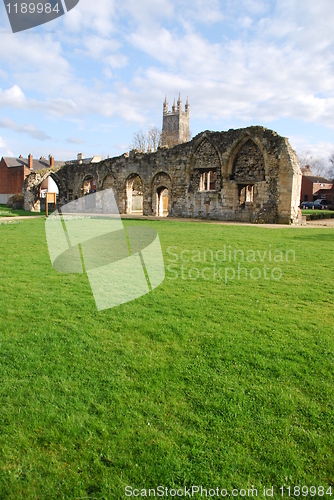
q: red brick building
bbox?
[300,175,333,202]
[0,154,62,204]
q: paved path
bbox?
[0,213,333,228]
[120,214,334,229]
[0,215,44,222]
[305,218,334,228]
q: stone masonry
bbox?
[23,126,302,224]
[162,94,190,145]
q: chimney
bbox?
[28,153,33,170]
[77,152,84,165]
[49,154,54,167]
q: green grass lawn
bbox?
[0,218,333,499]
[0,204,46,217]
[301,209,333,215]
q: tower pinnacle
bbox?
[162,93,190,146]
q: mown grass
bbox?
[0,218,333,499]
[0,204,45,217]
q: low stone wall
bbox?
[0,194,10,204]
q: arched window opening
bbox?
[157,187,169,217]
[82,177,96,196]
[126,174,143,214]
[200,170,217,191]
[238,184,254,208]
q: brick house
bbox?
[300,173,334,202]
[0,154,63,204]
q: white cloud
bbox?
[120,0,174,28]
[0,85,26,107]
[0,136,14,157]
[123,4,334,130]
[290,135,334,161]
[75,36,128,69]
[171,0,225,25]
[0,117,51,140]
[67,136,84,144]
[62,0,117,35]
[0,31,72,95]
[0,0,334,158]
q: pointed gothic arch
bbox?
[151,171,172,216]
[224,134,268,180]
[125,173,144,214]
[187,134,222,192]
[22,170,66,212]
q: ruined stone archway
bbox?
[125,173,143,214]
[186,135,222,193]
[151,172,172,216]
[157,187,169,216]
[21,127,302,224]
[23,170,65,212]
[224,133,269,180]
[231,139,265,182]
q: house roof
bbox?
[2,156,64,171]
[65,157,94,165]
[65,155,102,165]
[303,175,333,184]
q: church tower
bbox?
[162,94,190,146]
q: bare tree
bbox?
[147,127,162,152]
[328,152,334,180]
[131,127,162,153]
[131,126,192,153]
[131,130,149,153]
[298,152,327,176]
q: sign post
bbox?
[46,192,57,217]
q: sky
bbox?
[0,0,334,165]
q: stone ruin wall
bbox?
[23,126,302,224]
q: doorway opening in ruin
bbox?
[126,174,143,214]
[157,187,169,217]
[38,174,60,212]
[40,175,59,199]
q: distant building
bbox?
[0,154,63,204]
[300,166,333,202]
[65,153,102,166]
[162,94,190,146]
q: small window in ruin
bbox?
[68,189,73,202]
[246,184,254,202]
[200,170,217,191]
[83,177,96,196]
[238,184,254,206]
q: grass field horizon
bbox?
[0,217,333,499]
